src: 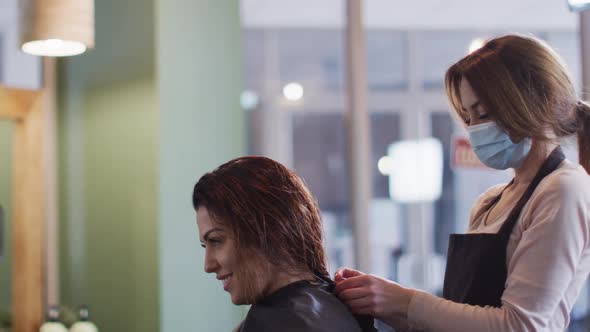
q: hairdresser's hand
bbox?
[334,268,415,327]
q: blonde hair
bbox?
[445,34,590,173]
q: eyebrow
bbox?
[461,100,481,114]
[201,228,224,242]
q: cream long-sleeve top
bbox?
[407,160,590,332]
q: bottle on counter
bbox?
[39,305,68,332]
[69,305,98,332]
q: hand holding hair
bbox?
[334,267,415,327]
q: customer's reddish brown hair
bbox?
[192,156,330,282]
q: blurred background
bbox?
[0,0,589,331]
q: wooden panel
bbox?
[11,59,55,332]
[0,87,39,120]
[43,58,60,307]
[12,96,44,332]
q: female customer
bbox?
[193,156,375,331]
[335,34,590,331]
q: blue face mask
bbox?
[467,122,532,170]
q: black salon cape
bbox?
[239,280,376,332]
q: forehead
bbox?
[196,207,225,238]
[459,78,479,107]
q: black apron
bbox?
[442,146,565,307]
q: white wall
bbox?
[241,0,579,30]
[0,0,41,89]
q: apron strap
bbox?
[498,146,565,241]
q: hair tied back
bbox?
[578,100,590,118]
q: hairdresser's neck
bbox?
[513,140,559,187]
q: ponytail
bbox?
[577,101,590,174]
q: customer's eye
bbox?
[208,238,223,246]
[478,113,489,120]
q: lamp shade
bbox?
[20,0,94,57]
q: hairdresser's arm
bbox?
[337,175,590,331]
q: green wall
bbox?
[60,78,158,331]
[59,0,246,330]
[58,0,158,330]
[157,1,246,330]
[0,121,13,313]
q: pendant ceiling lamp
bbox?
[568,0,590,12]
[20,0,94,57]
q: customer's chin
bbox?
[230,293,246,305]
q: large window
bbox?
[240,2,587,329]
